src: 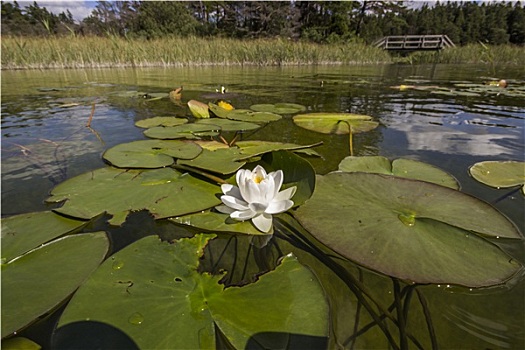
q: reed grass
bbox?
[2,36,523,69]
[1,35,392,69]
[397,44,525,67]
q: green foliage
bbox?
[57,234,329,349]
[294,172,522,287]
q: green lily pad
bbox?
[250,103,307,114]
[235,140,321,160]
[2,232,109,337]
[294,172,522,287]
[188,99,210,118]
[46,167,221,226]
[57,234,329,350]
[144,124,220,140]
[208,102,230,119]
[195,118,261,132]
[338,156,459,189]
[177,141,320,175]
[135,117,188,129]
[1,337,41,350]
[103,140,202,168]
[177,147,246,175]
[170,210,268,235]
[227,109,282,123]
[293,113,378,134]
[469,161,525,194]
[1,211,88,263]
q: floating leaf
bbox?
[235,140,321,160]
[250,103,306,114]
[188,99,210,119]
[177,142,320,175]
[293,113,378,134]
[195,118,260,132]
[46,167,221,225]
[170,210,267,235]
[177,147,246,175]
[470,161,525,194]
[103,140,202,168]
[57,234,329,350]
[227,109,282,123]
[1,337,41,350]
[338,156,459,189]
[135,117,188,129]
[208,102,230,118]
[144,124,219,140]
[1,211,88,262]
[294,172,522,287]
[2,232,109,337]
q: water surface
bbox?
[2,64,524,349]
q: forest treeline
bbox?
[2,1,524,46]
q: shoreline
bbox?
[2,36,524,70]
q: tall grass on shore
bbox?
[3,36,524,69]
[1,35,391,69]
[395,44,525,67]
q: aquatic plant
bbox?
[2,90,523,350]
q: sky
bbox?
[14,0,96,21]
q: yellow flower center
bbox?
[253,174,264,184]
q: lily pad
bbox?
[294,172,522,287]
[103,140,202,168]
[144,124,220,140]
[1,211,88,263]
[170,210,267,235]
[293,113,378,134]
[469,161,525,194]
[2,232,109,337]
[235,140,321,160]
[188,99,210,118]
[227,109,282,123]
[208,102,230,119]
[177,147,246,175]
[46,167,221,226]
[250,103,307,114]
[195,118,261,132]
[57,234,329,350]
[135,117,188,129]
[338,156,459,189]
[177,141,320,175]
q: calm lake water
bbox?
[2,64,524,349]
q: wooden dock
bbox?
[374,35,456,51]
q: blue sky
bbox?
[14,0,96,21]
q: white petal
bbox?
[236,169,249,187]
[231,209,256,220]
[215,204,235,214]
[274,186,297,201]
[262,175,276,203]
[241,178,263,204]
[249,202,268,214]
[252,213,273,233]
[221,184,241,198]
[269,170,283,196]
[252,165,267,179]
[221,195,249,211]
[266,199,294,214]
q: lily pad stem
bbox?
[393,278,408,350]
[337,120,354,156]
[170,164,228,185]
[274,217,400,350]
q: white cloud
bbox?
[16,0,95,22]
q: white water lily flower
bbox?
[216,165,297,233]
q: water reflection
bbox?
[1,64,523,348]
